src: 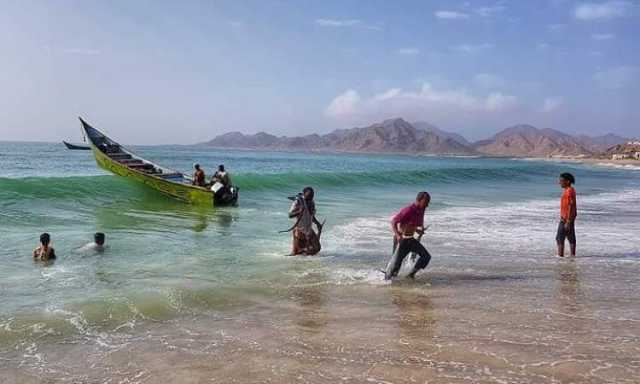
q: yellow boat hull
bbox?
[90,143,215,206]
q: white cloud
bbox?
[451,43,494,53]
[541,97,564,112]
[397,48,420,55]
[474,73,506,89]
[62,48,101,55]
[592,33,615,40]
[435,10,470,19]
[314,18,382,30]
[315,18,361,27]
[485,93,518,111]
[373,88,403,101]
[325,83,518,120]
[547,23,566,31]
[593,65,640,89]
[325,89,361,117]
[574,1,632,21]
[229,20,245,28]
[475,5,506,17]
[537,42,550,50]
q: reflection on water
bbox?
[289,274,329,332]
[554,259,585,316]
[390,288,436,340]
[89,191,242,237]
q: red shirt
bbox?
[391,203,425,229]
[560,187,577,221]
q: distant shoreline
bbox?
[520,156,640,169]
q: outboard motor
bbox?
[212,183,239,206]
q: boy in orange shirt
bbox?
[556,173,577,257]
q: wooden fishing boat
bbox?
[79,117,238,206]
[62,140,91,150]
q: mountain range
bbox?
[200,118,629,157]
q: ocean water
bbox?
[1,141,639,383]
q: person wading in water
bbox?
[557,172,577,257]
[33,233,56,262]
[286,187,323,256]
[385,191,432,280]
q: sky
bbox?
[0,0,638,144]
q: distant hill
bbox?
[202,118,477,155]
[575,133,629,152]
[604,141,640,156]
[473,124,594,157]
[412,121,471,146]
[201,119,627,158]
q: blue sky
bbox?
[0,0,638,144]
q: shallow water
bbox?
[1,141,639,383]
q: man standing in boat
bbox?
[288,187,323,255]
[192,163,206,187]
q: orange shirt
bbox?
[560,187,577,221]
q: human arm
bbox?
[288,199,302,218]
[390,212,405,242]
[313,216,323,234]
[415,207,426,236]
[564,190,577,231]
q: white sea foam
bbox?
[595,162,640,171]
[329,267,389,285]
[324,189,640,266]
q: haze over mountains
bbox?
[201,118,629,157]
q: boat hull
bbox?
[63,141,91,150]
[90,144,215,206]
[90,143,215,205]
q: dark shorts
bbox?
[556,220,576,244]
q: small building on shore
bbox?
[612,153,630,160]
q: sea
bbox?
[1,141,639,383]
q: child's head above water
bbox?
[94,232,105,246]
[40,232,51,246]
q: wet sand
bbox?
[3,258,639,384]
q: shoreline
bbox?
[520,156,640,169]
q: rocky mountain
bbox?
[473,124,594,157]
[202,118,477,155]
[575,133,629,152]
[604,141,640,156]
[412,121,471,146]
[202,119,627,158]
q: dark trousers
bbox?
[385,238,431,280]
[556,220,576,245]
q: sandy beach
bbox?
[3,260,639,383]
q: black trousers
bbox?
[556,220,576,245]
[385,238,431,280]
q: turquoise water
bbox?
[1,141,640,381]
[2,142,639,313]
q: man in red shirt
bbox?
[557,172,577,257]
[384,191,432,280]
